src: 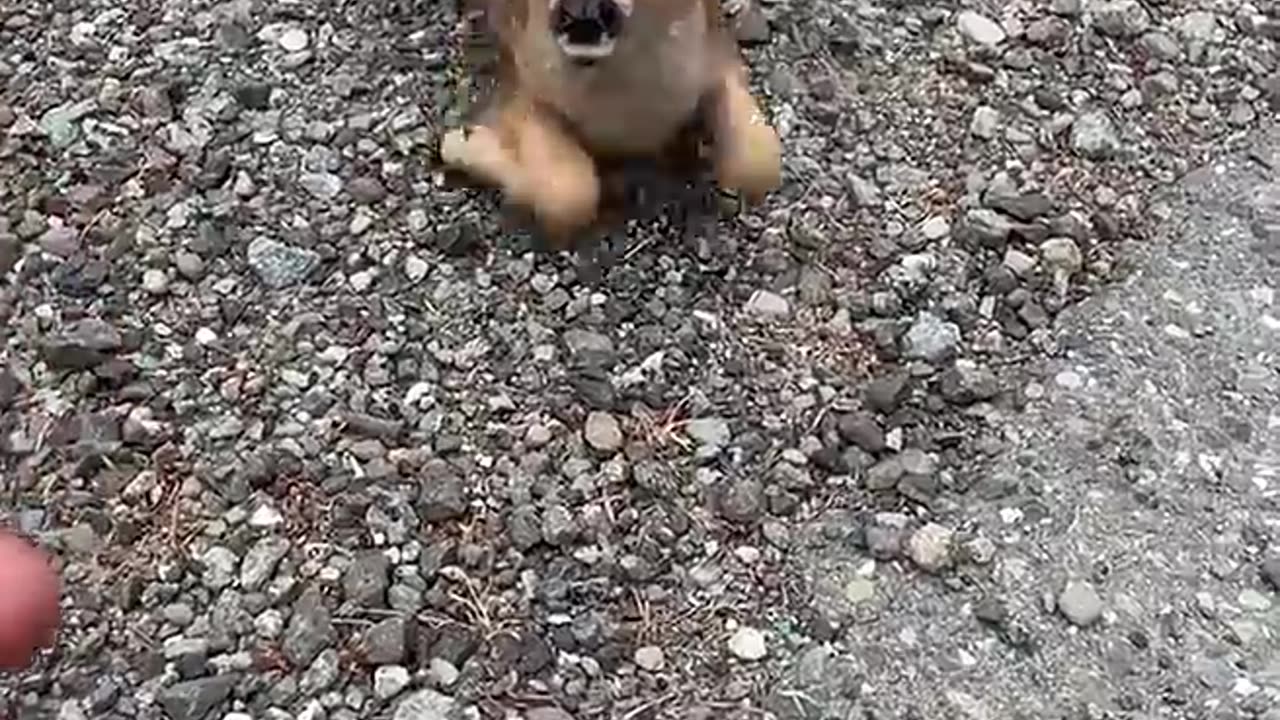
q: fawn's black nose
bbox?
[552,0,626,46]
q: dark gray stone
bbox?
[158,675,236,720]
[283,585,333,667]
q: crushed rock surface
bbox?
[2,1,1279,719]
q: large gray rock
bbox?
[246,236,319,288]
[240,537,289,592]
[283,585,333,666]
[40,319,123,370]
[1071,111,1121,160]
[158,676,236,720]
[1091,0,1151,37]
[393,689,460,720]
[902,312,961,363]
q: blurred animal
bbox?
[439,0,782,250]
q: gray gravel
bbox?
[1,0,1278,719]
[784,124,1280,718]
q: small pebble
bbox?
[906,523,954,573]
[404,255,429,282]
[279,27,309,52]
[685,417,731,447]
[142,269,169,295]
[373,665,411,700]
[174,252,205,281]
[1239,589,1272,612]
[1058,580,1104,627]
[957,10,1007,46]
[745,289,790,318]
[583,411,623,452]
[634,646,666,672]
[727,626,768,661]
[920,216,950,241]
[428,658,459,688]
[844,578,875,604]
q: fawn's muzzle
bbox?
[550,0,631,62]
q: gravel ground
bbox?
[1,1,1278,719]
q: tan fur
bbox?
[440,0,783,249]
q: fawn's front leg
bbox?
[439,95,602,249]
[704,55,782,206]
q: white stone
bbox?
[279,27,310,52]
[920,216,950,241]
[634,645,666,671]
[907,523,954,573]
[583,411,623,452]
[1058,580,1104,626]
[844,577,875,604]
[957,10,1007,46]
[142,268,170,295]
[1239,589,1272,612]
[374,665,412,700]
[727,626,768,661]
[349,269,375,292]
[195,327,219,346]
[970,106,1000,139]
[247,503,284,529]
[1054,369,1084,389]
[745,289,790,318]
[428,657,459,687]
[404,255,429,282]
